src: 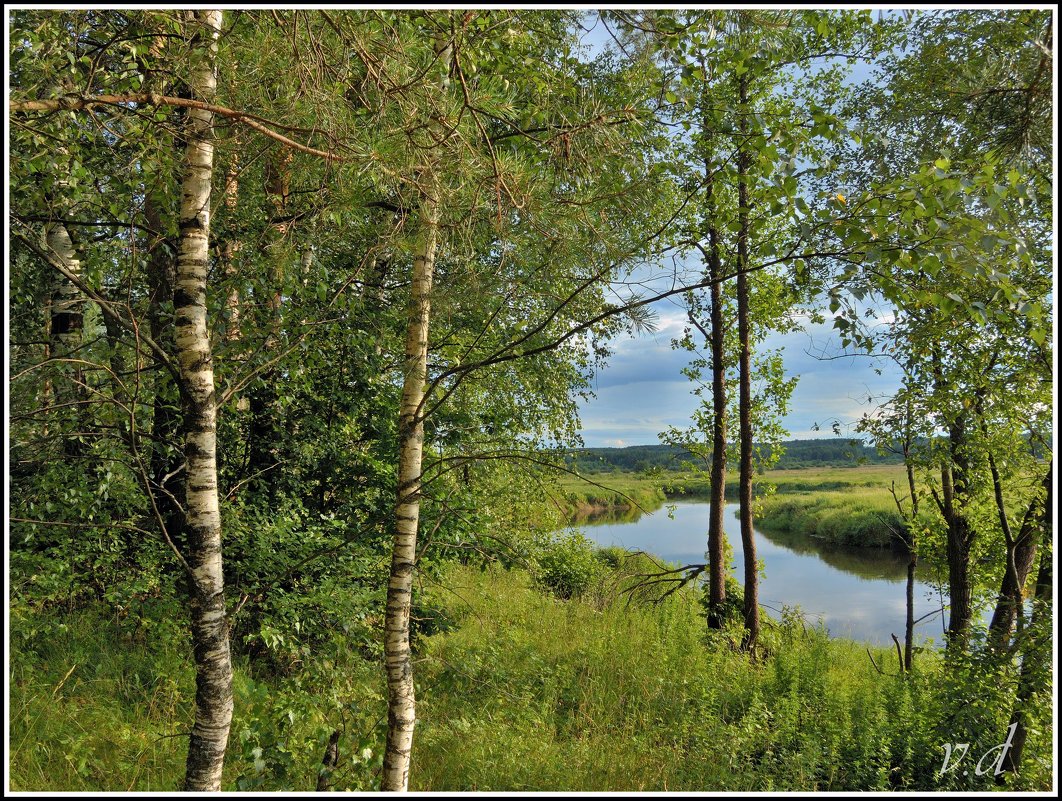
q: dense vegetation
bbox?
[11,555,1053,791]
[7,8,1052,792]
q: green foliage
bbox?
[6,8,1053,793]
[528,530,603,600]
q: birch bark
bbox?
[42,202,85,454]
[381,188,439,792]
[173,9,234,792]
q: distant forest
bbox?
[564,439,905,473]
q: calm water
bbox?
[578,502,951,646]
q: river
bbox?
[578,501,952,647]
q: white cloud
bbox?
[577,310,904,447]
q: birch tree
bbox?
[171,10,234,790]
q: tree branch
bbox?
[10,93,343,161]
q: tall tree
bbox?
[171,10,234,790]
[834,8,1052,650]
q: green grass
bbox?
[10,549,1052,792]
[411,562,1045,791]
[9,605,192,791]
[8,600,387,792]
[754,487,906,547]
[552,472,668,520]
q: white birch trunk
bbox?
[42,219,84,424]
[43,220,83,353]
[174,10,233,792]
[41,174,85,450]
[223,147,241,343]
[381,189,439,792]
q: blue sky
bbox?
[576,297,904,448]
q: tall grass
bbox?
[8,600,387,792]
[755,488,906,547]
[410,562,1042,791]
[9,605,191,791]
[11,549,1050,792]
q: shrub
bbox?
[593,545,631,570]
[529,531,602,599]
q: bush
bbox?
[529,531,602,600]
[593,545,631,570]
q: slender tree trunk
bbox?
[222,144,242,343]
[998,465,1052,783]
[943,418,974,643]
[246,146,292,497]
[174,10,233,792]
[145,182,185,556]
[707,246,728,628]
[43,216,85,456]
[316,730,341,792]
[736,71,759,650]
[40,295,53,440]
[137,23,185,565]
[700,69,728,628]
[381,189,439,792]
[903,439,918,671]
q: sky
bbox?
[573,12,903,448]
[576,296,904,448]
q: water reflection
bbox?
[570,504,646,526]
[576,501,950,646]
[756,525,912,582]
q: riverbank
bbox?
[555,465,910,548]
[10,552,1048,791]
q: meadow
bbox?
[10,552,1048,791]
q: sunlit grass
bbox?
[8,607,191,791]
[410,562,965,791]
[11,545,1050,792]
[553,465,912,545]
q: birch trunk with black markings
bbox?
[173,9,233,792]
[381,188,439,792]
[43,210,85,456]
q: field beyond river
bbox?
[554,464,911,549]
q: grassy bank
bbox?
[553,473,669,521]
[555,465,910,547]
[9,548,1050,791]
[754,488,906,548]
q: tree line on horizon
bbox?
[563,438,907,473]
